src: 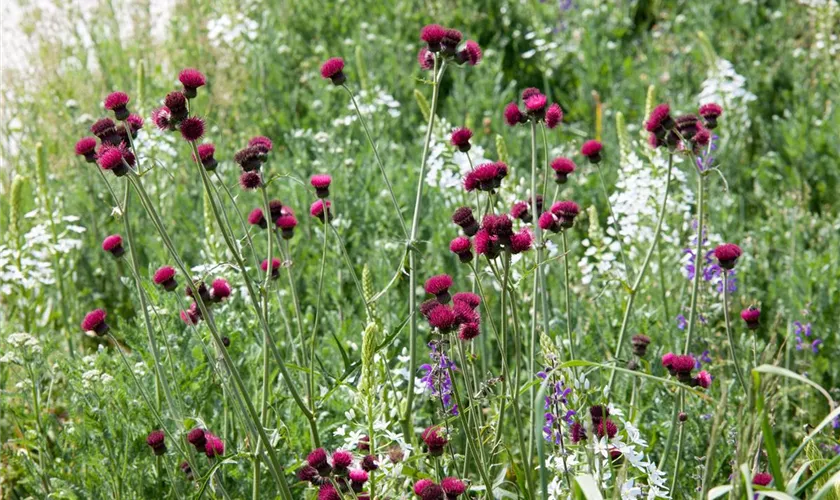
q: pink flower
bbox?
[179,116,205,142]
[153,266,177,291]
[75,137,98,161]
[545,103,563,129]
[695,370,712,389]
[458,40,482,65]
[504,102,524,126]
[178,68,206,97]
[581,139,603,163]
[210,278,231,302]
[101,234,124,257]
[310,199,332,223]
[81,309,108,336]
[713,243,742,270]
[311,174,332,198]
[320,58,346,85]
[450,128,472,152]
[418,48,435,70]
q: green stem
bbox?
[723,271,747,393]
[402,56,446,436]
[561,231,576,360]
[683,171,705,354]
[309,219,331,413]
[26,362,51,493]
[214,170,261,272]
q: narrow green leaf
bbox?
[707,485,732,499]
[573,474,604,500]
[753,365,835,407]
[414,89,430,122]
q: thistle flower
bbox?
[451,206,479,236]
[695,370,712,388]
[102,234,125,258]
[464,162,507,192]
[631,334,651,357]
[661,353,675,368]
[180,461,194,480]
[521,87,542,100]
[331,450,353,474]
[596,419,618,439]
[441,477,466,498]
[210,278,232,303]
[151,106,173,130]
[570,422,586,443]
[307,448,332,476]
[75,137,98,162]
[550,201,580,229]
[538,212,561,233]
[753,472,772,486]
[361,454,378,472]
[187,428,207,452]
[458,322,480,341]
[452,292,480,309]
[441,28,462,55]
[482,213,513,243]
[449,236,472,263]
[248,136,273,152]
[458,40,482,66]
[524,93,547,118]
[296,464,319,484]
[248,208,267,229]
[180,302,201,325]
[320,57,346,85]
[645,103,674,138]
[91,118,120,145]
[235,147,264,173]
[81,309,109,336]
[420,24,446,52]
[193,143,218,171]
[179,116,205,142]
[153,266,178,292]
[741,306,760,330]
[425,274,453,303]
[96,143,131,176]
[421,426,448,456]
[318,484,341,500]
[178,68,206,98]
[504,102,524,126]
[692,127,711,148]
[510,229,533,254]
[104,91,130,120]
[125,113,143,135]
[418,48,435,70]
[453,301,479,325]
[146,430,166,456]
[239,171,262,190]
[545,103,563,129]
[222,336,230,348]
[420,298,443,319]
[164,91,188,121]
[589,405,609,426]
[310,199,332,223]
[268,199,285,220]
[310,174,332,198]
[261,258,282,279]
[698,103,723,129]
[186,281,212,303]
[450,128,472,152]
[550,157,576,184]
[349,469,369,492]
[511,201,531,223]
[277,215,298,240]
[675,114,700,140]
[713,243,742,270]
[205,432,225,458]
[428,306,456,333]
[474,228,500,258]
[414,479,444,500]
[581,140,603,164]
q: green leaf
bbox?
[708,485,733,499]
[414,89,430,122]
[786,460,812,495]
[813,470,840,500]
[573,474,604,500]
[753,364,835,407]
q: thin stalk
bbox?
[328,224,369,317]
[493,251,511,456]
[342,84,407,238]
[25,363,51,494]
[308,220,331,412]
[402,56,446,435]
[214,170,261,271]
[669,392,686,493]
[606,153,674,395]
[683,172,705,354]
[561,231,576,360]
[723,272,747,393]
[277,234,306,366]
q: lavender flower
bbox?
[420,342,458,415]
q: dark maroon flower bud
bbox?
[589,405,609,426]
[630,334,651,357]
[81,309,109,336]
[186,281,212,303]
[420,298,442,319]
[179,117,205,142]
[741,306,760,330]
[450,128,472,152]
[307,448,332,476]
[311,174,332,198]
[192,143,218,171]
[239,171,262,190]
[187,428,207,453]
[550,157,576,184]
[180,460,194,480]
[91,118,120,145]
[361,454,378,472]
[164,91,188,122]
[452,207,479,236]
[678,412,688,422]
[261,258,282,279]
[645,103,674,139]
[235,145,264,171]
[420,24,446,52]
[581,140,603,164]
[570,421,586,443]
[596,419,618,439]
[698,103,723,130]
[550,201,580,229]
[153,266,178,292]
[449,236,473,263]
[320,57,346,85]
[713,243,742,270]
[675,114,700,140]
[521,88,542,100]
[222,336,230,347]
[104,92,130,121]
[146,430,166,456]
[421,426,448,457]
[441,28,462,56]
[331,450,353,475]
[425,274,453,303]
[75,137,98,163]
[102,234,125,258]
[609,448,623,463]
[297,464,319,484]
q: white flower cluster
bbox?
[1,332,42,364]
[698,58,756,134]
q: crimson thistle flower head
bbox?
[164,91,188,121]
[474,228,500,258]
[318,484,341,500]
[420,24,446,52]
[713,243,742,270]
[420,298,443,319]
[441,28,462,55]
[180,302,201,325]
[146,430,166,456]
[645,103,674,138]
[538,211,560,233]
[504,102,525,126]
[152,106,173,130]
[453,292,480,309]
[193,143,218,171]
[296,464,319,484]
[91,117,120,145]
[545,103,563,129]
[126,113,144,132]
[277,214,298,240]
[268,199,285,221]
[421,426,448,456]
[102,234,125,258]
[186,280,212,303]
[521,87,542,100]
[570,421,587,443]
[81,309,109,336]
[204,432,225,458]
[698,103,723,129]
[187,428,207,452]
[178,68,206,98]
[361,454,378,471]
[425,274,453,303]
[307,448,332,476]
[428,306,456,333]
[550,201,580,229]
[96,143,130,176]
[248,208,267,229]
[210,278,231,303]
[441,477,466,498]
[692,127,711,149]
[741,306,760,330]
[510,229,533,254]
[320,57,346,85]
[239,171,262,190]
[331,450,353,474]
[75,137,98,162]
[449,236,472,263]
[510,200,531,223]
[661,352,675,368]
[550,157,576,184]
[451,206,479,236]
[630,334,651,357]
[418,48,435,70]
[753,473,772,487]
[153,265,177,291]
[261,258,282,279]
[349,470,369,493]
[453,300,479,325]
[459,40,482,66]
[458,322,480,341]
[581,140,603,164]
[414,479,442,499]
[524,93,547,119]
[311,174,332,198]
[104,91,130,120]
[248,135,273,151]
[596,419,618,439]
[695,370,712,389]
[450,127,472,152]
[179,116,205,142]
[675,114,700,140]
[310,199,332,223]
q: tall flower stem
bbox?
[606,153,674,395]
[126,172,294,497]
[683,171,705,354]
[596,164,631,278]
[342,85,407,238]
[308,220,331,413]
[493,251,511,458]
[214,170,261,271]
[187,142,320,448]
[402,56,446,436]
[277,234,307,368]
[561,231,576,361]
[722,272,747,393]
